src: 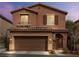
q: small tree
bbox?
[73,20,79,51]
[66,20,74,51]
[0,31,8,49]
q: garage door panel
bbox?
[14,36,47,51]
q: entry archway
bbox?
[55,34,63,49]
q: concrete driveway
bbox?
[0,51,79,57]
[0,53,79,57]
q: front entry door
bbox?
[55,34,63,49]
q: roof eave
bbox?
[0,15,12,24]
[28,3,68,15]
[11,8,38,14]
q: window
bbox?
[20,14,29,25]
[47,14,55,25]
[43,14,59,25]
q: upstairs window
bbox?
[20,14,29,25]
[47,14,55,25]
[43,14,58,25]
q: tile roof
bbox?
[0,15,12,24]
[9,26,68,33]
[28,3,68,15]
[74,20,79,24]
[11,7,38,14]
[11,3,68,15]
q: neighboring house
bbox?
[74,20,79,50]
[74,20,79,34]
[7,3,68,52]
[0,15,12,41]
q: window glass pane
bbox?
[21,15,28,24]
[47,14,55,25]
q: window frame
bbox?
[20,14,29,25]
[46,14,55,25]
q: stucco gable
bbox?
[11,8,38,14]
[28,3,68,15]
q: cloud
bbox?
[0,2,15,21]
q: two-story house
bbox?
[7,3,68,53]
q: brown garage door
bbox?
[14,36,48,51]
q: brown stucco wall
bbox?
[12,9,37,26]
[12,5,66,29]
[29,5,66,29]
[62,33,67,49]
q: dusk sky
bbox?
[0,2,79,22]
